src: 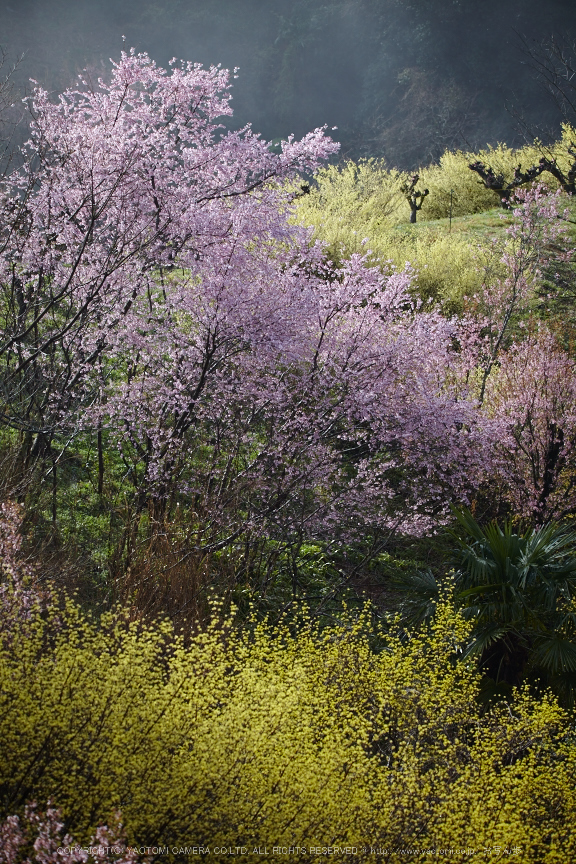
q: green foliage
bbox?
[398,511,576,706]
[2,592,576,859]
[454,509,576,704]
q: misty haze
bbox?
[1,0,575,166]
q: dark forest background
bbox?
[0,0,575,168]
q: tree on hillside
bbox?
[484,329,576,523]
[401,173,429,222]
[0,50,335,496]
[468,159,549,206]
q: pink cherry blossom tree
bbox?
[0,50,335,454]
[103,248,494,551]
[0,802,141,864]
[483,327,576,522]
[455,185,576,522]
[460,185,571,405]
[0,51,501,578]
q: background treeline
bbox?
[2,0,576,167]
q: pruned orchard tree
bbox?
[0,52,498,584]
[470,32,576,204]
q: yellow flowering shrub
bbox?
[295,159,406,241]
[295,141,551,238]
[1,594,575,861]
[389,229,500,309]
[296,184,496,309]
[542,123,576,186]
[293,152,517,308]
[294,131,576,311]
[419,142,545,219]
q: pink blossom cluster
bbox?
[459,186,576,520]
[0,803,141,864]
[484,327,576,521]
[0,502,49,633]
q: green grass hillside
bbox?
[294,131,576,311]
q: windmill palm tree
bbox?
[397,509,576,705]
[454,509,576,703]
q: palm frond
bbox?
[463,622,512,659]
[450,506,490,544]
[531,634,576,674]
[450,508,576,704]
[394,568,440,628]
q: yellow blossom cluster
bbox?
[1,597,575,862]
